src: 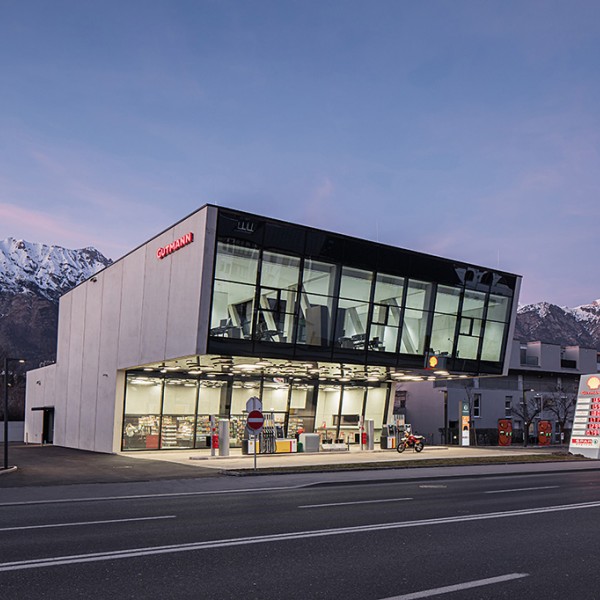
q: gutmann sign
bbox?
[156,232,194,260]
[569,374,600,459]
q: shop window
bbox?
[160,379,198,449]
[122,376,163,450]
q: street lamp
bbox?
[3,357,25,470]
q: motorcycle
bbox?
[396,432,425,453]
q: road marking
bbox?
[299,497,412,509]
[484,486,559,494]
[0,485,307,508]
[1,500,600,572]
[379,573,529,599]
[0,515,175,532]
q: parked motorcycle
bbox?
[396,432,425,453]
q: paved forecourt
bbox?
[124,444,575,472]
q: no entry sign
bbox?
[246,410,264,433]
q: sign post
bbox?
[245,398,264,472]
[247,409,264,471]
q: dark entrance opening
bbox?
[31,407,55,444]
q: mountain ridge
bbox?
[514,300,600,349]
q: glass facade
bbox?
[208,209,518,373]
[122,371,391,450]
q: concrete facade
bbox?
[25,206,217,453]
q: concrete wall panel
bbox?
[53,294,72,446]
[117,248,146,369]
[78,275,104,450]
[165,211,208,359]
[64,284,87,448]
[96,262,124,452]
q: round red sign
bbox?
[247,409,264,431]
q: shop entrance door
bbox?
[42,407,54,444]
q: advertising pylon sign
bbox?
[569,374,600,459]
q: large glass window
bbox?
[480,293,511,362]
[369,273,404,353]
[211,242,259,339]
[430,286,461,356]
[315,385,342,442]
[456,290,486,360]
[161,379,197,449]
[256,251,300,343]
[365,386,387,441]
[214,242,258,284]
[298,260,338,347]
[336,267,373,350]
[400,280,432,355]
[122,376,163,450]
[196,381,226,447]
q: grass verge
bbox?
[224,452,590,476]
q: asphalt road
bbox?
[1,469,600,599]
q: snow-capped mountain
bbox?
[0,237,111,302]
[515,300,600,349]
[0,237,112,369]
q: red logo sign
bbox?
[156,232,194,259]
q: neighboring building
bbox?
[24,205,520,453]
[402,340,598,445]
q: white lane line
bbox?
[0,485,306,508]
[299,498,413,509]
[0,515,176,532]
[2,500,600,572]
[485,486,559,494]
[379,573,529,599]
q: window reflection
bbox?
[400,281,432,355]
[368,273,404,353]
[208,236,513,366]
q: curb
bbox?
[219,459,597,482]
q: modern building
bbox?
[24,205,521,453]
[402,340,598,445]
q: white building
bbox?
[25,205,521,453]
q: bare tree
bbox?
[511,390,548,447]
[544,383,577,445]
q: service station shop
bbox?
[25,205,520,454]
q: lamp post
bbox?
[3,357,25,470]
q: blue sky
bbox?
[1,0,599,307]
